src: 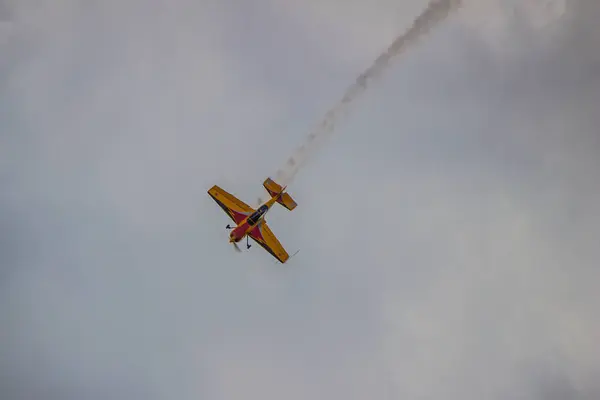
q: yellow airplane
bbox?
[207,178,297,263]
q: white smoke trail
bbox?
[274,0,462,185]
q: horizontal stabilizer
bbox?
[263,178,297,211]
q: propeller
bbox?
[232,241,242,252]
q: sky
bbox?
[2,0,600,399]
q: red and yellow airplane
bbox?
[207,178,297,263]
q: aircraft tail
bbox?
[263,178,297,211]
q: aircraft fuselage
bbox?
[229,198,276,243]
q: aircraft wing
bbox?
[208,185,254,224]
[248,222,289,263]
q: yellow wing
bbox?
[208,185,254,224]
[248,221,289,263]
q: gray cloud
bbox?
[2,0,599,399]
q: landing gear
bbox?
[226,224,232,230]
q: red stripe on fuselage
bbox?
[230,219,267,243]
[230,221,250,242]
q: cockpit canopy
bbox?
[247,204,268,226]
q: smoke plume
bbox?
[274,0,462,185]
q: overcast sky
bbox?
[2,0,600,399]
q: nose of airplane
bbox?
[229,231,240,242]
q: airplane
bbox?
[207,178,297,263]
